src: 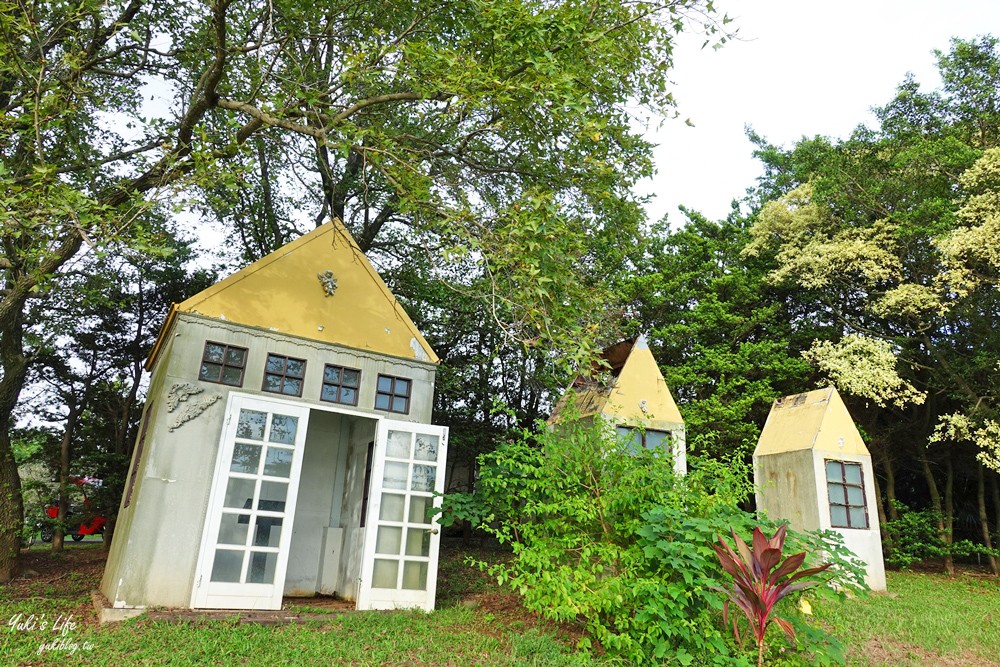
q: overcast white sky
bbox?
[637,1,1000,225]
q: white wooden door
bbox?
[193,395,310,609]
[357,420,448,611]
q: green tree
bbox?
[620,212,814,461]
[744,36,1000,574]
[0,0,730,580]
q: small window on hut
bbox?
[262,353,306,397]
[321,364,360,406]
[826,460,869,529]
[615,426,671,455]
[375,374,411,414]
[199,342,248,386]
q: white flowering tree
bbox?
[745,37,1000,574]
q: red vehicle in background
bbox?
[40,476,107,543]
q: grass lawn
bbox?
[2,541,999,666]
[2,541,601,667]
[814,569,1000,667]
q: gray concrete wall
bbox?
[284,410,345,596]
[809,452,887,591]
[754,449,821,532]
[101,313,435,609]
[101,325,225,609]
[335,419,376,602]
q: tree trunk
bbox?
[881,449,900,521]
[991,473,1000,540]
[919,451,953,574]
[52,402,80,553]
[0,429,24,582]
[976,466,999,575]
[0,314,30,582]
[943,450,955,575]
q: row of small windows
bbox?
[198,341,412,414]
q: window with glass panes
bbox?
[321,364,360,406]
[825,460,869,529]
[199,342,248,386]
[375,375,411,414]
[261,354,306,397]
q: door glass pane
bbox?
[830,505,848,527]
[849,507,868,529]
[237,410,267,440]
[402,561,428,590]
[248,551,277,584]
[263,447,293,477]
[383,462,408,490]
[380,493,405,522]
[408,496,432,524]
[224,477,256,509]
[375,526,402,555]
[218,513,250,545]
[825,460,843,482]
[405,528,431,557]
[846,485,864,505]
[258,481,288,512]
[386,431,411,458]
[844,463,863,485]
[211,549,244,583]
[411,465,436,492]
[253,517,283,547]
[372,559,398,588]
[231,443,262,474]
[268,414,298,444]
[414,435,438,461]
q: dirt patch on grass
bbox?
[859,637,1000,666]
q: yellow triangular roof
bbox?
[754,386,868,456]
[148,220,437,368]
[552,336,683,425]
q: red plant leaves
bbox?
[713,524,831,659]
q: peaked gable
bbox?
[552,335,682,424]
[149,220,437,368]
[754,386,868,457]
[600,336,682,423]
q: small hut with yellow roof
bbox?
[551,335,686,474]
[754,386,886,591]
[101,220,449,614]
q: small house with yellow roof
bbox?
[753,386,886,591]
[101,220,448,614]
[551,335,686,474]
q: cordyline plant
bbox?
[713,524,832,667]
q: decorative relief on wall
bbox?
[166,382,221,432]
[318,270,338,297]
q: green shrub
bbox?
[884,501,999,568]
[441,414,864,665]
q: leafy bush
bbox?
[441,413,865,665]
[884,501,999,568]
